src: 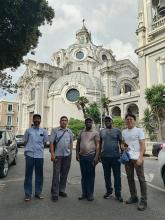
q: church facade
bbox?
[17,23,139,134]
[136,0,165,138]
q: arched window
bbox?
[111,106,121,117]
[127,103,139,118]
[102,54,108,62]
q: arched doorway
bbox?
[127,103,139,118]
[111,106,121,117]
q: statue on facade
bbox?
[158,0,165,16]
[153,0,165,21]
[120,84,125,94]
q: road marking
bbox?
[122,172,165,193]
[0,177,24,184]
[0,183,6,192]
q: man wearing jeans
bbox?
[122,112,147,211]
[100,115,123,202]
[50,116,73,202]
[24,114,48,201]
[76,117,100,201]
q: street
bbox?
[0,149,165,220]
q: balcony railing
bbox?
[7,111,14,115]
[152,16,165,30]
[111,90,140,101]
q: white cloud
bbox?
[2,0,138,99]
[108,39,138,64]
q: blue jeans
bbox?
[79,154,95,198]
[24,155,44,197]
[101,157,121,198]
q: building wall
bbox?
[0,101,19,133]
[136,0,165,139]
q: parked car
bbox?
[158,146,165,186]
[152,142,165,157]
[0,130,18,178]
[15,134,25,147]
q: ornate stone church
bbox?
[17,22,139,134]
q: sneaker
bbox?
[103,192,112,199]
[78,195,87,200]
[59,192,67,197]
[87,196,94,201]
[137,199,147,211]
[51,196,58,202]
[24,195,31,202]
[35,194,44,199]
[115,196,123,202]
[126,197,139,204]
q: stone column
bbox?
[34,84,39,113]
[146,0,153,32]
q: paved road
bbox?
[0,149,165,220]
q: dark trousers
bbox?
[125,160,147,201]
[101,157,121,198]
[24,155,44,196]
[79,154,95,198]
[51,155,71,197]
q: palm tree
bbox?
[76,96,89,119]
[101,96,111,115]
[143,84,165,141]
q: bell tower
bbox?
[136,0,165,118]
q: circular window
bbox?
[76,51,84,60]
[66,89,80,102]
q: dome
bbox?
[49,71,101,93]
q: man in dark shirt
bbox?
[100,115,123,202]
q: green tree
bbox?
[86,102,100,125]
[0,71,17,95]
[143,84,165,141]
[112,117,125,130]
[68,118,84,139]
[101,95,111,115]
[0,0,55,70]
[142,108,157,141]
[76,96,89,118]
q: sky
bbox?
[2,0,138,100]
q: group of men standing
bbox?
[23,112,147,211]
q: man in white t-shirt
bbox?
[122,113,147,211]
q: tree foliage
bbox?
[0,0,55,70]
[101,95,111,115]
[68,118,84,139]
[142,84,165,141]
[0,71,17,95]
[86,102,100,124]
[112,117,125,130]
[76,96,89,118]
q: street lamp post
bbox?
[87,56,103,128]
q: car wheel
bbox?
[12,155,17,166]
[163,171,165,187]
[0,159,9,178]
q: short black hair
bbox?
[125,113,136,121]
[33,114,41,119]
[85,117,93,122]
[60,116,68,121]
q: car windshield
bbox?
[0,131,5,145]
